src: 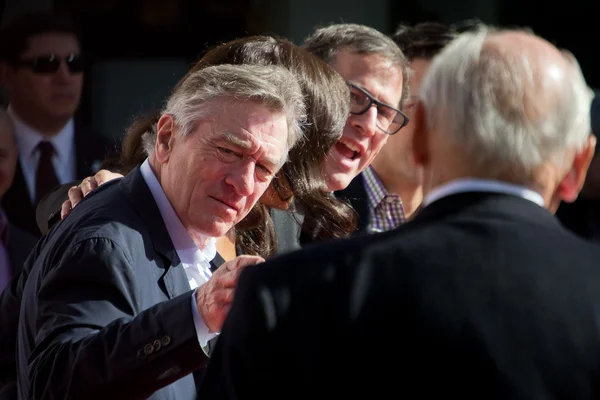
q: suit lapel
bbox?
[210,252,225,273]
[118,168,189,299]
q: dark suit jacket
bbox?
[16,167,211,400]
[198,192,600,400]
[1,121,117,237]
[556,198,600,241]
[5,223,36,277]
[335,173,369,234]
[0,197,224,400]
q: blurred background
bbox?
[2,0,598,141]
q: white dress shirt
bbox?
[140,159,218,349]
[423,178,545,208]
[8,106,76,203]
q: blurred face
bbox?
[324,49,404,191]
[371,57,429,185]
[0,117,18,199]
[5,33,83,125]
[155,100,288,238]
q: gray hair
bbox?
[303,23,411,108]
[142,64,306,163]
[420,26,594,181]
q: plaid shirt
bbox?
[362,166,407,233]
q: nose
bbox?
[55,62,71,82]
[350,106,378,138]
[225,161,255,197]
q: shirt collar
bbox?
[139,159,216,265]
[8,105,75,161]
[423,178,545,208]
[362,166,389,210]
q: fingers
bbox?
[226,255,265,270]
[60,199,73,220]
[80,176,98,197]
[94,169,124,186]
[217,255,264,287]
[67,185,84,208]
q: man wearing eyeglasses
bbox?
[303,24,410,235]
[0,12,114,237]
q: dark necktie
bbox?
[35,141,60,204]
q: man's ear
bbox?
[557,134,596,203]
[154,114,176,164]
[411,101,430,167]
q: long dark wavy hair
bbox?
[109,35,357,258]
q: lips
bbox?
[336,138,364,161]
[209,196,241,213]
[52,93,76,101]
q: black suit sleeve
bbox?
[197,265,272,399]
[25,237,206,399]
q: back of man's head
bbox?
[392,22,459,61]
[419,26,593,194]
[303,23,410,107]
[0,11,80,65]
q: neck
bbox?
[189,230,213,250]
[424,161,552,207]
[11,106,70,137]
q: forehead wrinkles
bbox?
[354,64,403,106]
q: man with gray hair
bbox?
[197,27,600,399]
[16,63,305,399]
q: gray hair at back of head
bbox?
[303,23,411,108]
[142,64,306,162]
[420,26,593,180]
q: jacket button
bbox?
[144,343,154,355]
[137,349,147,359]
[161,336,171,347]
[153,340,162,352]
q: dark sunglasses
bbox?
[13,54,84,74]
[347,83,409,135]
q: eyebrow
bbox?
[220,132,282,169]
[349,83,399,109]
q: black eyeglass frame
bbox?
[347,82,409,135]
[12,53,84,74]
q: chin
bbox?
[327,175,352,192]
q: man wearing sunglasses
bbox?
[0,12,114,237]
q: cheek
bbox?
[30,78,53,98]
[0,161,15,185]
[367,134,390,159]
